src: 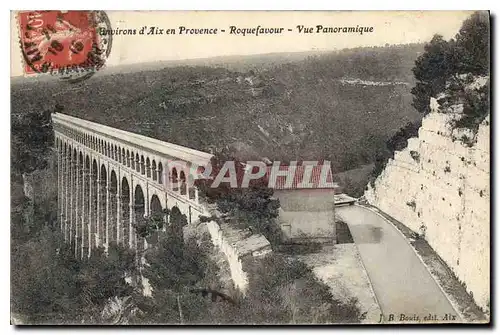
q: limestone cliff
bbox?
[365,81,490,311]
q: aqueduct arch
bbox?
[53,113,213,258]
[150,195,162,218]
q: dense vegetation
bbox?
[12,43,426,196]
[12,43,423,176]
[195,152,283,245]
[11,109,360,324]
[134,214,361,324]
[195,254,362,324]
[11,107,56,175]
[369,11,490,186]
[11,109,56,244]
[12,194,360,324]
[411,12,489,117]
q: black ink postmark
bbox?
[18,10,113,83]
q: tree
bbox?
[11,105,60,175]
[453,11,490,76]
[11,227,73,324]
[411,35,452,114]
[11,222,139,324]
[134,208,169,244]
[137,213,220,324]
[75,244,136,313]
[195,153,282,245]
[411,12,489,116]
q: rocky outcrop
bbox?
[22,151,57,205]
[365,93,490,311]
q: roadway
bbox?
[336,205,460,323]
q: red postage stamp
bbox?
[17,10,112,82]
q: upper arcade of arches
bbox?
[53,113,214,193]
[52,113,213,167]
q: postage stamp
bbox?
[17,10,112,83]
[10,10,490,326]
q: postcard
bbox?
[10,10,490,325]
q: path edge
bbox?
[356,203,466,323]
[354,242,385,324]
[336,208,384,324]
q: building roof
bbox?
[264,164,339,190]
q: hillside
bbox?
[11,43,423,174]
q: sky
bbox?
[10,10,474,77]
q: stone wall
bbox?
[204,219,271,294]
[365,102,490,311]
[275,189,336,244]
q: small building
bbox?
[265,164,340,245]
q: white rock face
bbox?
[365,103,490,311]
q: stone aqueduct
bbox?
[52,113,214,258]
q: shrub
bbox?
[11,227,137,324]
[196,154,282,246]
[198,215,216,223]
[369,120,422,186]
[419,224,427,239]
[410,150,420,162]
[237,254,361,324]
[369,150,389,188]
[134,210,168,239]
[406,200,416,211]
[386,121,422,153]
[452,81,490,134]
